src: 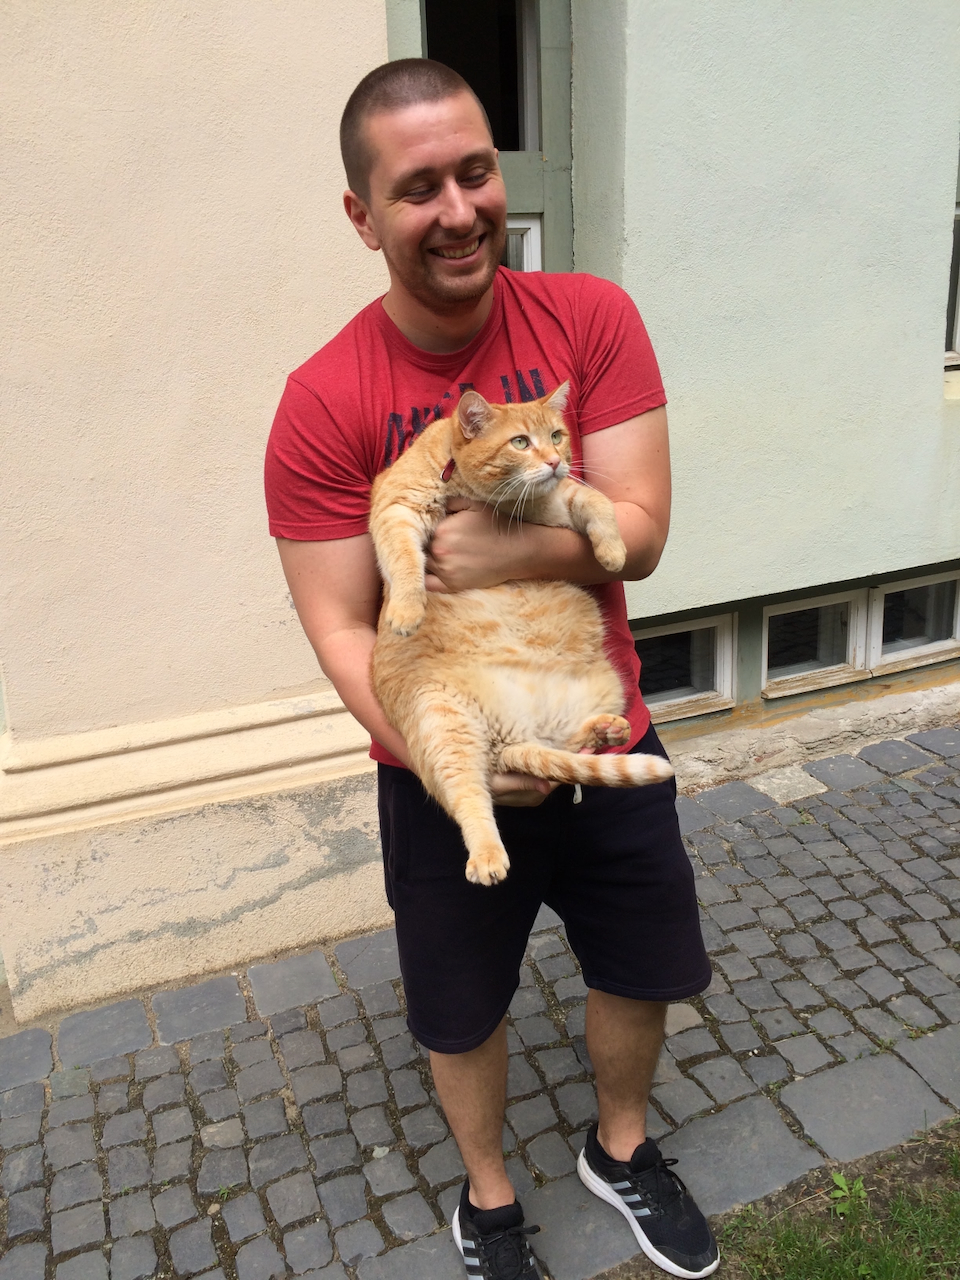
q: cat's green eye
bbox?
[551,430,563,444]
[511,435,530,449]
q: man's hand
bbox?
[490,772,558,807]
[425,498,512,593]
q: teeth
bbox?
[435,239,480,259]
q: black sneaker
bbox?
[452,1181,543,1279]
[577,1124,719,1279]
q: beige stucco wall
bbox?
[573,1,960,622]
[1,0,388,743]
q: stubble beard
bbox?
[385,220,508,316]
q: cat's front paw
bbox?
[465,847,511,886]
[591,535,626,573]
[384,596,426,637]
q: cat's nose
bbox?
[548,456,561,471]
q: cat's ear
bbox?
[457,389,494,439]
[544,380,570,413]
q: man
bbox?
[265,58,718,1280]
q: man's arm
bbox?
[425,406,670,592]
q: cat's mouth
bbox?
[429,235,485,261]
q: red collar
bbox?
[441,458,456,482]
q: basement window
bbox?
[762,591,869,699]
[501,215,542,271]
[633,615,735,723]
[867,572,960,674]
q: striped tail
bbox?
[497,743,674,788]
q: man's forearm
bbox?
[508,501,665,584]
[315,626,412,767]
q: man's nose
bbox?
[436,178,476,231]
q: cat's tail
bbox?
[497,743,674,788]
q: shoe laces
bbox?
[629,1155,688,1218]
[478,1222,541,1279]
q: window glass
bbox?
[767,603,849,679]
[424,0,521,150]
[637,628,717,704]
[882,581,957,654]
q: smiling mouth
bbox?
[431,235,484,260]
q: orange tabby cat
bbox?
[370,383,674,886]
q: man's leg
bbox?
[430,1018,515,1209]
[586,990,666,1162]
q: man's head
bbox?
[341,59,507,315]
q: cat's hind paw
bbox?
[465,847,511,887]
[582,714,631,747]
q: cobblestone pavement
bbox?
[2,730,960,1280]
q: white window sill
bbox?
[761,665,872,700]
[647,692,735,724]
[870,641,960,678]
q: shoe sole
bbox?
[577,1150,720,1279]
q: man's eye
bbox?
[511,436,530,450]
[551,430,563,444]
[461,170,487,185]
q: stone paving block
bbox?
[266,1169,321,1226]
[0,1029,53,1092]
[729,927,776,958]
[232,1040,273,1069]
[689,1055,756,1103]
[418,1135,466,1186]
[676,794,713,834]
[533,1046,580,1087]
[335,930,401,989]
[102,1108,148,1148]
[302,1100,348,1140]
[858,740,935,775]
[506,1093,558,1139]
[236,1060,285,1104]
[318,1172,368,1227]
[774,979,823,1010]
[169,1220,217,1277]
[310,1133,360,1177]
[381,1033,418,1070]
[46,1122,97,1171]
[96,1082,129,1115]
[389,1070,428,1113]
[59,1002,151,1070]
[716,952,758,982]
[548,1081,594,1129]
[242,1096,288,1140]
[929,948,960,977]
[782,1052,952,1160]
[350,1106,395,1148]
[909,965,958,997]
[0,1081,44,1119]
[0,1244,49,1280]
[2,1144,44,1194]
[932,992,960,1022]
[1,1112,43,1147]
[153,1183,198,1230]
[888,994,939,1028]
[786,895,828,924]
[153,977,246,1045]
[400,1104,447,1148]
[336,1221,385,1266]
[248,952,339,1016]
[108,1189,155,1238]
[364,1150,416,1196]
[757,1008,804,1039]
[697,782,774,821]
[808,1008,853,1038]
[134,1046,179,1080]
[822,979,870,1011]
[291,1064,341,1107]
[200,1117,244,1148]
[379,1191,438,1243]
[510,987,548,1020]
[189,1060,228,1096]
[513,1015,559,1048]
[234,1233,286,1280]
[50,1162,102,1212]
[661,1094,822,1217]
[745,1054,791,1086]
[356,1230,462,1280]
[776,1034,834,1074]
[832,945,875,972]
[221,1191,267,1242]
[721,1022,763,1053]
[109,1236,156,1280]
[248,1133,308,1188]
[506,1053,541,1099]
[902,921,946,952]
[522,1130,575,1179]
[731,978,785,1010]
[153,1105,194,1146]
[49,1070,91,1103]
[908,727,960,757]
[347,1069,388,1109]
[51,1202,106,1256]
[107,1145,151,1193]
[831,1032,876,1061]
[666,1028,720,1060]
[894,1024,960,1106]
[56,1255,108,1280]
[277,1030,326,1071]
[282,1222,333,1274]
[188,1031,226,1064]
[652,1078,712,1125]
[152,1139,193,1185]
[6,1186,47,1238]
[48,1097,97,1134]
[709,902,758,931]
[805,756,884,791]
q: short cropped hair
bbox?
[340,58,493,201]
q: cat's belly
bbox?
[470,663,625,748]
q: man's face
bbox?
[354,92,507,312]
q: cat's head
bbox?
[450,382,572,505]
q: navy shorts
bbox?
[377,723,711,1053]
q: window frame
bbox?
[504,215,543,271]
[866,570,960,676]
[761,589,869,700]
[631,613,736,724]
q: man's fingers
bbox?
[490,772,559,808]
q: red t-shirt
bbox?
[265,267,665,767]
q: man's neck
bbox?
[381,283,495,354]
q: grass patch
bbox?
[593,1119,960,1280]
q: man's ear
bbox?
[343,190,381,252]
[458,389,495,439]
[544,380,570,413]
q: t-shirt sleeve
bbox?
[573,275,667,434]
[265,375,373,541]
